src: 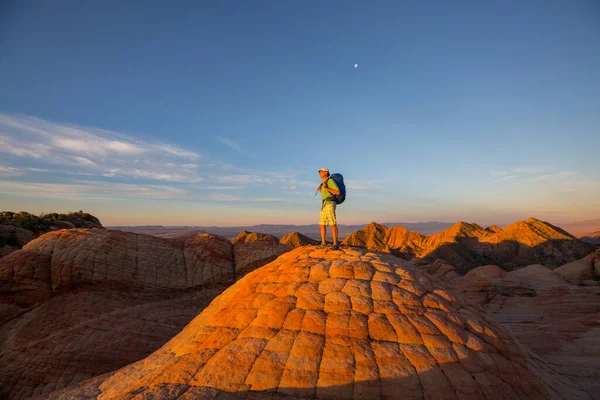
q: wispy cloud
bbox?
[52,136,145,156]
[0,179,291,203]
[0,135,50,158]
[205,185,246,190]
[205,162,235,171]
[511,167,545,174]
[72,156,96,166]
[132,169,204,183]
[491,167,544,177]
[154,144,198,160]
[0,166,50,177]
[490,167,577,183]
[0,180,187,200]
[216,136,254,157]
[498,175,517,181]
[0,113,320,205]
[347,179,383,191]
[0,166,24,177]
[210,172,294,186]
[0,113,202,183]
[530,171,578,181]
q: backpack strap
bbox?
[322,177,336,206]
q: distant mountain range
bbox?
[108,221,456,240]
[577,231,600,246]
[110,219,600,242]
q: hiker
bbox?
[317,167,340,249]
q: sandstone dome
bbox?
[46,246,585,399]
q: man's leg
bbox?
[332,224,338,245]
[320,224,327,245]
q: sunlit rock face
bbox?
[342,218,595,273]
[280,232,319,249]
[45,246,587,399]
[232,230,280,244]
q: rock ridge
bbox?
[0,211,103,258]
[342,218,595,273]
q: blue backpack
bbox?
[328,173,346,204]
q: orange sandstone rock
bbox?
[342,218,595,273]
[43,246,588,399]
[0,228,290,400]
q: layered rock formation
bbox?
[232,230,280,244]
[230,230,290,279]
[0,211,103,258]
[553,249,600,286]
[422,258,600,397]
[280,232,319,249]
[0,228,289,399]
[343,218,595,273]
[44,246,588,399]
[234,240,291,279]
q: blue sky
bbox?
[1,0,599,226]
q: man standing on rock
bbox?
[317,168,340,250]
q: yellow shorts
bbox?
[319,202,337,226]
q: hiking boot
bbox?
[331,244,340,250]
[318,243,328,249]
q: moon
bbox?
[354,64,358,68]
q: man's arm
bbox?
[321,181,340,195]
[322,186,340,195]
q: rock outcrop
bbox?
[0,211,103,258]
[0,225,35,258]
[553,250,600,286]
[343,218,595,273]
[280,232,319,249]
[230,230,290,279]
[421,258,600,397]
[232,230,280,244]
[0,228,289,400]
[342,222,390,251]
[578,231,600,246]
[44,246,588,399]
[20,228,235,291]
[234,240,291,279]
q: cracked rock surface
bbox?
[423,258,600,399]
[0,229,288,400]
[44,246,589,399]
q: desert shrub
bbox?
[1,210,101,233]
